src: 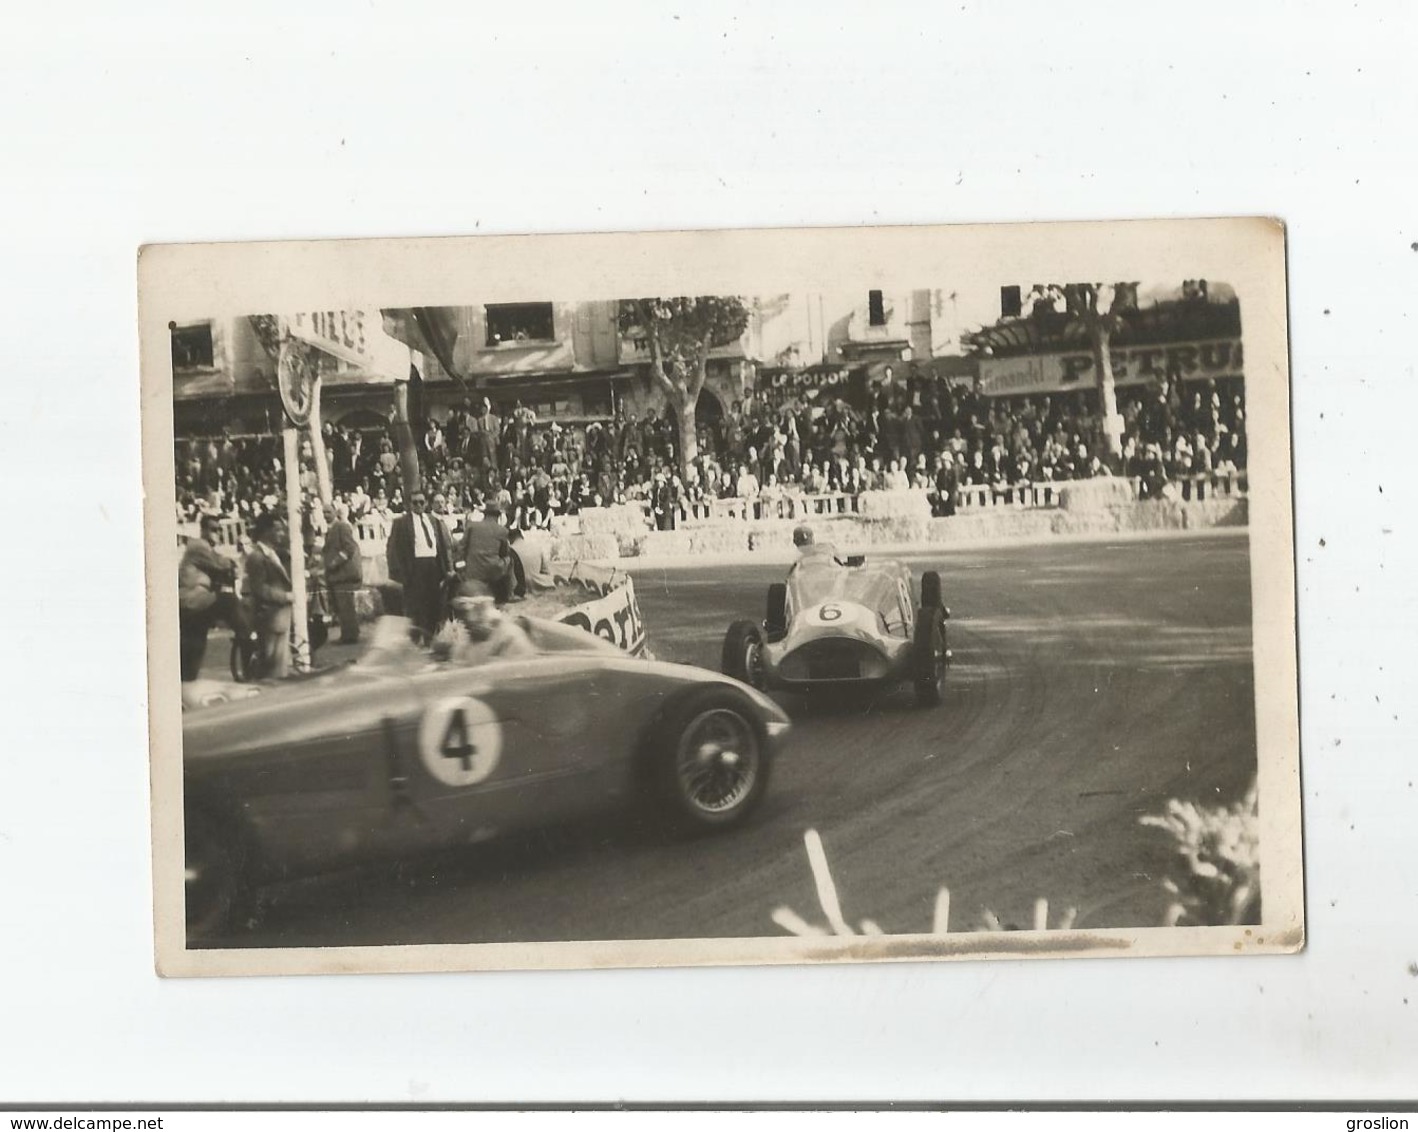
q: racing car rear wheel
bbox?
[184,809,254,939]
[765,583,787,640]
[650,689,771,832]
[722,620,767,689]
[912,607,948,708]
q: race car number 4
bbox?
[417,696,504,787]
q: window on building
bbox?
[581,385,613,419]
[519,395,572,419]
[485,303,555,346]
[171,322,214,369]
[868,290,886,327]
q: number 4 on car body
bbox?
[417,696,504,787]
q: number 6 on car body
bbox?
[417,696,504,788]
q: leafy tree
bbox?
[618,297,750,473]
[1054,283,1137,462]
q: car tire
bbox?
[229,631,259,683]
[920,570,942,611]
[722,619,767,689]
[184,807,255,940]
[648,688,772,833]
[765,583,787,640]
[912,606,948,708]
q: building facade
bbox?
[171,290,978,437]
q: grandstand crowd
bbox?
[175,370,1247,532]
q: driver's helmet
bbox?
[792,525,815,549]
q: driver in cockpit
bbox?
[442,590,537,665]
[791,524,839,570]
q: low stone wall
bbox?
[629,496,1247,557]
[928,497,1248,545]
[576,503,651,556]
[549,532,621,562]
[351,492,1247,574]
[1057,477,1137,511]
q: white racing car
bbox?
[722,551,951,707]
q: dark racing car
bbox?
[183,615,790,938]
[721,549,950,707]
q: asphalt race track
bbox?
[216,531,1257,948]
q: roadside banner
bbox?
[555,572,646,655]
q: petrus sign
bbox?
[979,337,1244,396]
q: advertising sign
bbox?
[286,310,410,382]
[978,337,1244,397]
[558,574,647,655]
[762,365,853,391]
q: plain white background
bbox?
[1,0,1414,1105]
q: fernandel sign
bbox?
[978,338,1243,396]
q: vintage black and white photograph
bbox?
[141,219,1302,976]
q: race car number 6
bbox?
[818,603,843,622]
[417,696,503,788]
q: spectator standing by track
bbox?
[243,512,294,680]
[321,501,364,645]
[386,489,456,640]
[178,513,237,682]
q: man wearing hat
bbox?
[458,500,514,603]
[243,511,294,679]
[178,513,237,681]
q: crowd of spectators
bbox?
[174,370,1247,533]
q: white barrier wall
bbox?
[178,471,1249,567]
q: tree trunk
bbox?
[391,381,422,499]
[305,377,334,506]
[675,393,699,473]
[1093,322,1124,462]
[673,347,711,476]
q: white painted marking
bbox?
[932,887,952,935]
[804,828,853,936]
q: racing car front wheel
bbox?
[650,689,771,832]
[722,620,767,689]
[912,607,948,708]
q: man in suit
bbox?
[459,501,514,604]
[321,500,364,644]
[468,397,501,482]
[385,488,456,640]
[243,511,294,679]
[178,513,237,681]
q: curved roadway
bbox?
[227,531,1257,948]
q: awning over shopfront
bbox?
[963,290,1244,396]
[380,307,468,386]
